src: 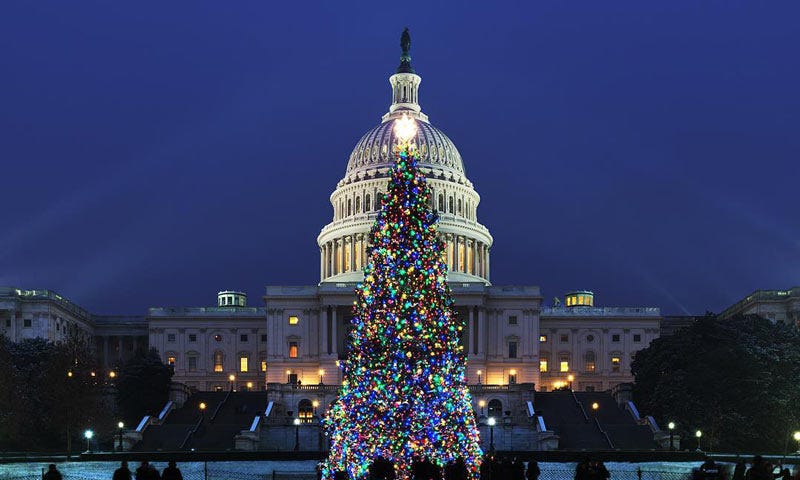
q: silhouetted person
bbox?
[161,460,182,480]
[135,461,160,480]
[591,460,610,480]
[575,458,591,480]
[746,456,772,480]
[525,460,540,480]
[43,464,62,480]
[733,459,746,480]
[512,458,525,480]
[113,460,132,480]
[479,455,492,480]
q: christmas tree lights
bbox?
[323,114,482,479]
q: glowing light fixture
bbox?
[668,422,675,430]
[487,417,496,427]
[695,430,702,438]
[394,113,417,142]
[118,421,124,429]
[84,430,93,440]
[591,402,599,410]
[794,431,800,441]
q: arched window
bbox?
[375,193,381,210]
[585,351,596,372]
[457,198,462,215]
[488,399,502,418]
[298,399,314,421]
[438,194,444,212]
[355,196,361,213]
[347,199,352,216]
[213,351,224,372]
[448,196,454,213]
[365,194,371,212]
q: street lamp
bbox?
[487,417,496,452]
[478,400,486,416]
[117,422,124,452]
[228,374,236,391]
[668,422,676,451]
[199,402,207,421]
[476,370,482,385]
[567,374,574,390]
[591,402,599,411]
[313,400,320,416]
[293,418,301,451]
[84,429,93,453]
[695,430,703,451]
[319,369,325,384]
[793,431,800,453]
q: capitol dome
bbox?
[344,120,467,183]
[318,32,492,285]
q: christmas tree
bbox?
[323,115,482,480]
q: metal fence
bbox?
[2,467,702,480]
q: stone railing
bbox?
[542,306,660,317]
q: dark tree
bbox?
[116,348,173,425]
[0,334,101,452]
[632,313,800,452]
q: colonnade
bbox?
[320,232,490,280]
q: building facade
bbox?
[718,287,800,326]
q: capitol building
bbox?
[2,34,794,451]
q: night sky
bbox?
[1,1,798,315]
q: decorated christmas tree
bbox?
[323,115,482,480]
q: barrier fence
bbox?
[5,465,709,480]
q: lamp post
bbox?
[568,374,574,391]
[793,431,800,453]
[228,374,236,391]
[117,422,124,452]
[487,417,496,452]
[294,418,301,451]
[668,422,675,451]
[318,369,325,384]
[84,429,93,453]
[695,430,702,451]
[199,402,207,421]
[477,370,482,385]
[313,400,320,416]
[478,400,486,416]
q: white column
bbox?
[485,245,490,281]
[331,307,338,357]
[477,308,486,358]
[349,235,355,272]
[468,307,475,355]
[320,307,329,356]
[320,246,325,280]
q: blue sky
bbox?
[1,1,798,314]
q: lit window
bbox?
[508,370,517,385]
[299,399,313,420]
[611,356,621,373]
[585,351,596,372]
[289,341,298,358]
[560,334,569,343]
[560,358,569,372]
[633,334,642,342]
[539,358,548,373]
[612,334,620,342]
[508,316,518,325]
[213,351,224,372]
[167,334,176,342]
[508,341,517,359]
[539,335,547,343]
[261,358,267,372]
[239,355,249,373]
[289,316,299,325]
[167,356,176,366]
[187,356,197,372]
